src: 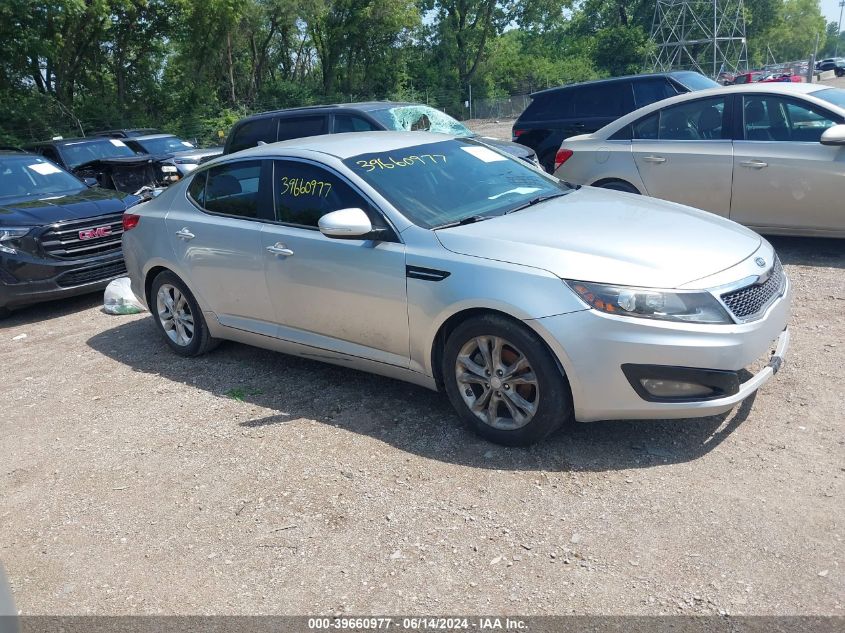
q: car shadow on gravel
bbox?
[767,236,844,269]
[0,293,102,329]
[88,317,756,473]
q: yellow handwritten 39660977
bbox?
[355,154,447,173]
[280,177,332,198]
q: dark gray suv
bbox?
[223,101,538,165]
[513,71,719,172]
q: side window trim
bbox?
[185,159,273,223]
[269,156,402,243]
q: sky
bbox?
[820,0,845,27]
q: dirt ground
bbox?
[1,236,842,616]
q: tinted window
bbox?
[202,160,264,219]
[345,140,570,229]
[187,171,207,206]
[656,97,727,140]
[274,160,372,228]
[334,114,380,133]
[277,116,328,142]
[572,82,631,117]
[633,112,659,139]
[670,71,720,91]
[135,136,195,154]
[743,95,840,142]
[57,139,136,169]
[633,78,677,108]
[228,118,277,154]
[521,91,573,121]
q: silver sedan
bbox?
[122,132,790,445]
[553,83,845,237]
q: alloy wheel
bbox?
[454,335,540,431]
[156,283,195,347]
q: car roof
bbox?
[30,137,118,147]
[236,101,421,123]
[220,131,455,161]
[529,71,706,97]
[130,134,179,141]
[592,82,843,137]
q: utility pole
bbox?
[836,0,844,58]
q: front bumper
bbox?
[530,278,791,422]
[0,252,125,310]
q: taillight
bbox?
[512,128,525,141]
[554,149,573,171]
[123,213,141,231]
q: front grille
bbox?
[721,257,785,322]
[40,213,124,260]
[56,259,126,288]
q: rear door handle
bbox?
[266,243,294,257]
[642,155,666,164]
[175,228,195,240]
[740,160,768,169]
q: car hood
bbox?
[434,187,762,289]
[473,136,536,159]
[0,187,136,227]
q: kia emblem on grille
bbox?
[755,257,766,268]
[78,226,112,241]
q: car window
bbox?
[572,82,632,118]
[334,114,380,133]
[633,78,677,108]
[367,105,472,136]
[0,155,84,198]
[192,160,266,219]
[814,88,845,109]
[669,71,719,91]
[58,139,137,169]
[743,95,839,142]
[277,116,328,142]
[273,160,373,229]
[521,91,573,121]
[228,118,277,154]
[39,147,61,164]
[632,112,659,139]
[655,97,727,140]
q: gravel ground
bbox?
[2,94,844,615]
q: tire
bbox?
[598,180,640,194]
[442,314,573,446]
[150,270,218,357]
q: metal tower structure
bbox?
[650,0,748,79]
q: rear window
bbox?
[633,78,678,108]
[572,82,632,118]
[520,91,573,121]
[228,118,277,154]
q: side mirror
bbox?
[318,208,380,240]
[820,124,845,146]
[83,177,99,188]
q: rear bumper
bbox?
[0,252,125,310]
[529,278,792,422]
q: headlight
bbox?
[565,280,732,324]
[0,227,32,255]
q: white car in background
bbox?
[553,83,845,237]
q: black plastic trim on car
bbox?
[621,364,741,403]
[406,265,450,282]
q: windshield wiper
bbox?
[505,192,568,214]
[433,215,494,229]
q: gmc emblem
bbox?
[78,226,112,241]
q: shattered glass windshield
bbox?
[368,105,473,137]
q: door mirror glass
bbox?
[83,177,99,188]
[820,124,845,145]
[318,208,375,239]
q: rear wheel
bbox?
[150,271,218,357]
[597,180,640,194]
[442,314,573,446]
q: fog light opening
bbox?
[639,379,715,399]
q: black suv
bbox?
[224,101,538,165]
[816,58,845,77]
[0,151,140,317]
[513,71,719,171]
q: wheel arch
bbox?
[590,177,641,194]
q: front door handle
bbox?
[266,243,294,257]
[740,160,768,169]
[642,155,666,164]
[175,228,195,240]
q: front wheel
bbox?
[150,271,218,357]
[442,314,573,446]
